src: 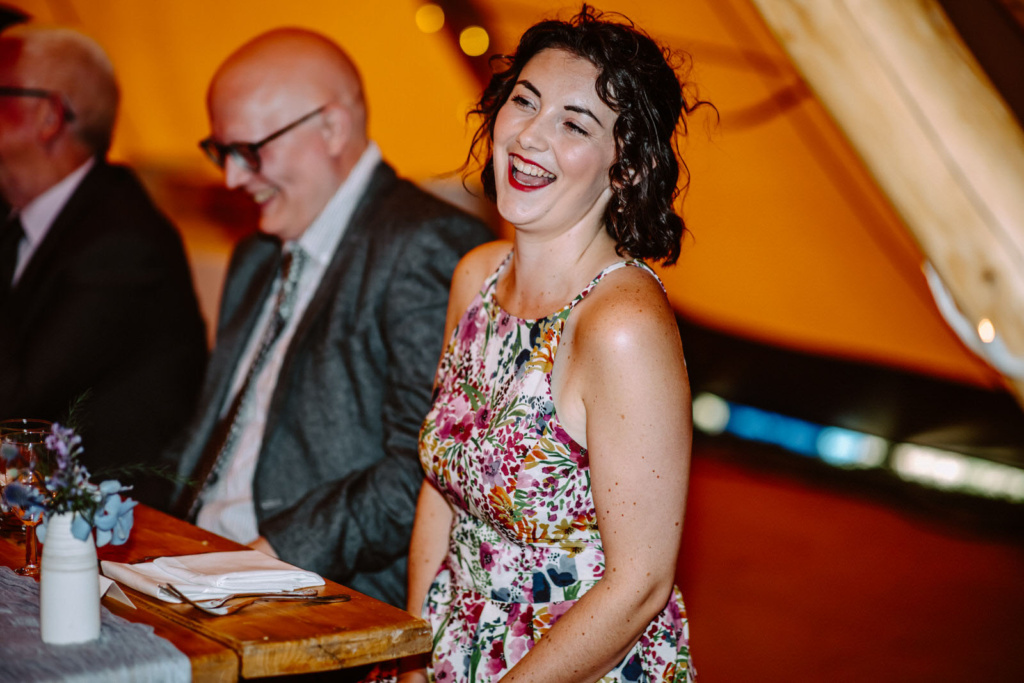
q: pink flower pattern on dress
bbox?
[418,255,695,682]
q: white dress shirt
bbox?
[11,158,95,284]
[196,142,382,544]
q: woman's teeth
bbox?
[510,157,555,188]
[511,156,555,179]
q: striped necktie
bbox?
[180,246,308,519]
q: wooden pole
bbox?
[748,0,1024,403]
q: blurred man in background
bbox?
[0,26,207,505]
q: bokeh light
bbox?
[415,4,445,34]
[459,26,489,57]
[692,393,729,435]
[977,317,995,343]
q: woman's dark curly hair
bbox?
[467,5,710,265]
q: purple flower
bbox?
[479,541,496,571]
[508,603,533,638]
[456,307,480,345]
[45,423,82,470]
[481,458,505,488]
[485,639,506,676]
[495,311,516,337]
[552,423,573,445]
[17,424,136,546]
[434,394,473,441]
[568,442,589,469]
[433,659,457,681]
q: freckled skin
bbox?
[402,46,692,683]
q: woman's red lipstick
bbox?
[507,154,555,192]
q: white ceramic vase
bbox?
[39,512,101,644]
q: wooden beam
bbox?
[748,0,1024,403]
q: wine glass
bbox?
[0,419,53,575]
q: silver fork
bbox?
[159,583,350,616]
[193,587,320,607]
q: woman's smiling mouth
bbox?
[508,153,556,191]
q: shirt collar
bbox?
[18,157,96,250]
[292,141,382,266]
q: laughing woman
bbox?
[402,6,709,682]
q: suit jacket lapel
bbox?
[203,237,281,417]
[173,234,280,509]
[5,161,104,321]
[263,162,395,433]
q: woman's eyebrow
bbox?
[565,104,604,128]
[517,79,541,98]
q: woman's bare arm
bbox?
[500,268,692,683]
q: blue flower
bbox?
[0,442,17,464]
[2,482,46,523]
[71,512,94,541]
[621,653,644,681]
[97,479,125,497]
[531,571,551,603]
[92,488,137,547]
[11,424,137,547]
[111,503,136,545]
[546,556,578,588]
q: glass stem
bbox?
[25,523,39,569]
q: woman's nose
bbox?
[515,114,550,151]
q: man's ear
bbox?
[36,99,67,143]
[321,103,350,157]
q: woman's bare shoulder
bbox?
[576,265,678,344]
[446,240,513,323]
[564,265,684,390]
[451,240,512,297]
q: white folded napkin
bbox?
[100,550,324,603]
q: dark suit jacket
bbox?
[0,160,208,504]
[171,161,491,606]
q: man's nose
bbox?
[223,155,253,189]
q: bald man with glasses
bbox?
[169,28,490,609]
[0,26,207,504]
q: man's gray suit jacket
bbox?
[171,161,491,606]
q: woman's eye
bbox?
[511,95,532,108]
[565,121,589,136]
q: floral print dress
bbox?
[418,254,694,682]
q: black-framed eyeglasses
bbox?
[0,86,76,122]
[199,105,327,174]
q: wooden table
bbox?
[0,505,430,681]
